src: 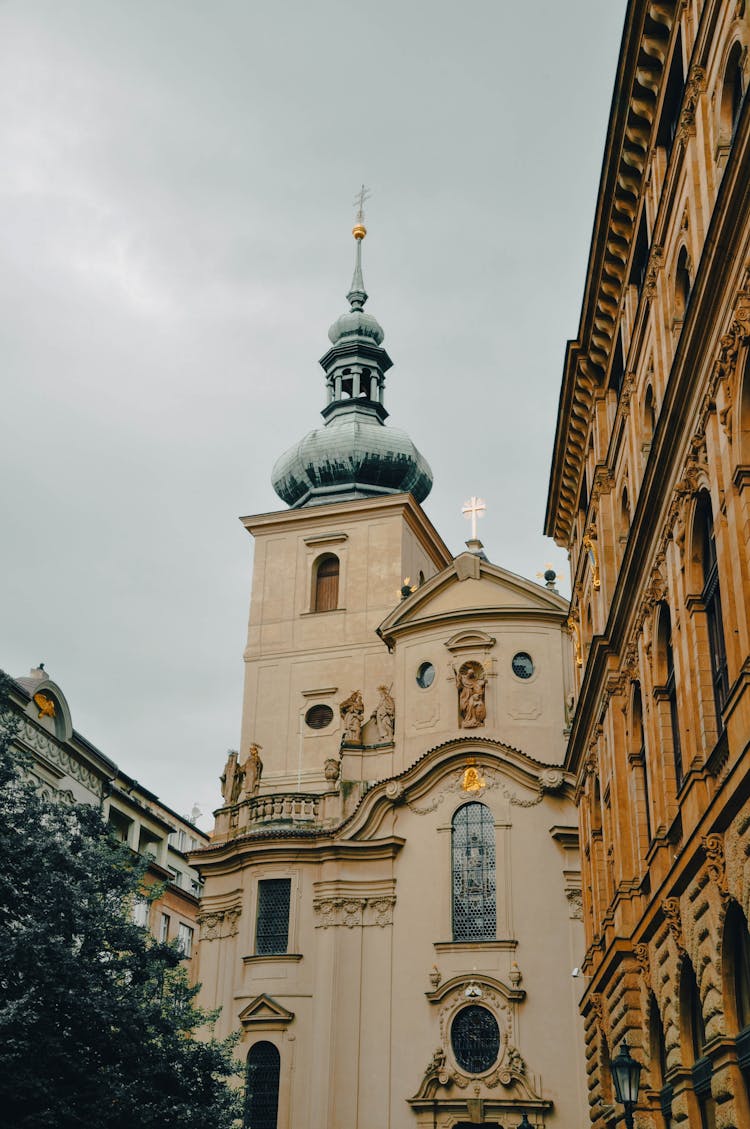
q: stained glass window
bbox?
[244,1041,280,1129]
[452,802,496,941]
[256,879,291,955]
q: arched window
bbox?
[657,29,684,156]
[244,1041,280,1129]
[681,959,716,1129]
[656,601,682,789]
[620,486,631,542]
[644,384,656,444]
[721,41,745,143]
[312,554,339,613]
[631,682,652,845]
[675,246,691,322]
[694,492,728,730]
[452,802,496,941]
[723,900,750,1034]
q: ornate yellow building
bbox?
[546,1,750,1126]
[193,222,587,1127]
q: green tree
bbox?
[0,676,242,1129]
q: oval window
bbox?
[511,652,534,680]
[305,704,333,730]
[450,1005,500,1074]
[416,662,435,689]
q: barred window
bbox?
[452,803,496,941]
[244,1041,280,1129]
[255,879,291,955]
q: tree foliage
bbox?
[0,676,242,1129]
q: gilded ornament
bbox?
[33,692,56,719]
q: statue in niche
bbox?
[243,744,263,797]
[455,661,487,729]
[220,749,244,805]
[372,684,395,742]
[340,690,365,744]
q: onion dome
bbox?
[271,206,433,509]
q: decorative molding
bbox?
[443,629,496,654]
[634,942,652,989]
[15,721,103,795]
[198,905,241,941]
[662,896,685,954]
[702,833,729,901]
[313,894,396,929]
[238,993,294,1030]
[644,244,664,299]
[566,888,583,920]
[404,764,561,816]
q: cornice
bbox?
[565,95,750,766]
[545,0,680,545]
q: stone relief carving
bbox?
[404,764,562,816]
[455,661,487,729]
[566,888,583,920]
[662,896,686,954]
[198,905,241,942]
[643,244,664,299]
[340,690,365,744]
[371,684,395,742]
[16,721,102,794]
[702,833,729,901]
[312,894,396,929]
[634,942,652,989]
[324,756,341,785]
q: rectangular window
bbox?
[177,923,194,958]
[132,898,149,928]
[255,878,291,955]
[168,867,182,887]
[160,913,170,942]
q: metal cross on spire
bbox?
[353,183,371,223]
[462,496,486,541]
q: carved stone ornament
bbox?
[662,896,685,953]
[340,690,365,744]
[17,720,101,794]
[243,744,263,798]
[405,763,556,816]
[455,661,487,729]
[644,244,664,299]
[589,992,604,1031]
[198,905,241,942]
[313,894,396,929]
[702,833,729,901]
[324,756,341,785]
[634,942,652,989]
[33,692,56,719]
[676,65,706,142]
[566,888,583,920]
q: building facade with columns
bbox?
[546,1,750,1127]
[192,222,587,1128]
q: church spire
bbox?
[347,185,369,310]
[270,193,433,509]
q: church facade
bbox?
[546,2,750,1127]
[193,222,587,1127]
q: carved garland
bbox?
[403,765,565,816]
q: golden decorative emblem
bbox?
[33,692,56,719]
[461,759,486,794]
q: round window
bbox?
[416,662,435,689]
[450,1005,500,1074]
[511,652,534,679]
[305,704,333,729]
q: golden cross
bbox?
[462,496,486,541]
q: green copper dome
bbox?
[271,228,433,509]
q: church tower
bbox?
[194,205,588,1129]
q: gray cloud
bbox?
[1,0,626,822]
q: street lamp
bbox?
[611,1041,642,1129]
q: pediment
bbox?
[443,629,496,654]
[378,556,567,646]
[238,993,295,1028]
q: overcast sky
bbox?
[1,1,627,824]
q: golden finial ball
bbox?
[352,223,367,240]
